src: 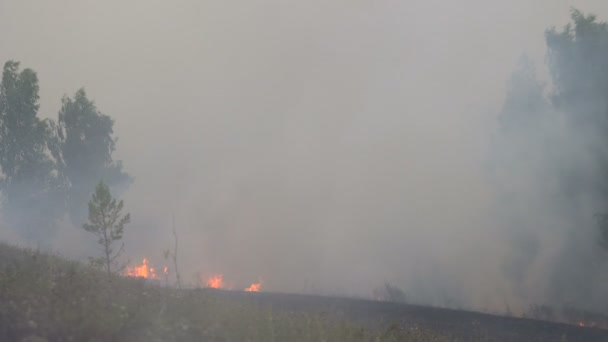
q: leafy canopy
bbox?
[0,61,63,242]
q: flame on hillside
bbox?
[576,321,601,328]
[123,258,161,279]
[245,280,262,292]
[203,274,262,292]
[207,274,224,289]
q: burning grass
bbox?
[0,242,448,341]
[123,258,158,279]
[206,274,224,289]
[245,280,262,292]
[123,259,263,293]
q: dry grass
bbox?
[0,242,451,342]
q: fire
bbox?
[124,258,159,279]
[163,266,169,275]
[576,321,599,328]
[203,274,262,292]
[245,281,261,292]
[207,274,224,289]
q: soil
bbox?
[216,290,608,342]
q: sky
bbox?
[2,0,608,312]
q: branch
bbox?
[110,242,125,263]
[172,214,182,289]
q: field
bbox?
[0,242,607,342]
[217,291,608,341]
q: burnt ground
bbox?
[213,290,608,342]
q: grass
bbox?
[0,242,450,341]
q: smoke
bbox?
[2,0,608,314]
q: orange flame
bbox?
[163,266,169,275]
[203,274,263,291]
[124,258,158,279]
[207,274,224,289]
[245,281,261,292]
[576,321,597,328]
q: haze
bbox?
[2,0,608,314]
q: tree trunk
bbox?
[103,225,111,277]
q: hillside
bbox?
[0,242,607,341]
[0,242,446,341]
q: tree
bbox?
[83,181,130,277]
[0,61,64,242]
[490,56,547,297]
[545,9,608,244]
[163,214,182,289]
[491,10,608,305]
[57,88,131,226]
[498,55,546,134]
[546,9,608,132]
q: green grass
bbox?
[0,242,451,342]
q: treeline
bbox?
[0,61,131,243]
[495,9,608,305]
[499,9,608,239]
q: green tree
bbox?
[83,181,130,277]
[545,9,608,245]
[546,9,608,131]
[0,61,64,241]
[498,55,546,134]
[491,10,608,305]
[57,88,131,226]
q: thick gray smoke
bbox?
[2,0,608,314]
[490,55,608,313]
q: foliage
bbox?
[498,55,547,134]
[546,9,608,130]
[83,181,131,277]
[57,88,131,226]
[496,9,608,252]
[544,9,608,247]
[0,61,131,244]
[0,61,64,242]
